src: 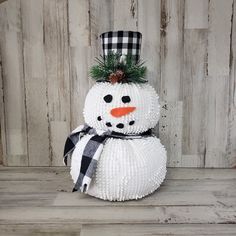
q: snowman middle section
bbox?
[70,133,166,201]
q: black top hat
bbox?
[100,31,142,63]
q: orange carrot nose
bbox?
[110,107,136,117]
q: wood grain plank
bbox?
[1,167,235,209]
[0,15,6,166]
[0,167,70,180]
[138,0,161,91]
[1,223,236,236]
[53,190,217,207]
[88,0,114,88]
[160,0,184,101]
[0,179,72,194]
[89,0,113,56]
[0,192,57,207]
[206,0,234,167]
[21,0,50,166]
[208,0,233,77]
[182,0,209,168]
[182,29,208,167]
[184,0,208,29]
[0,167,235,231]
[0,1,6,162]
[0,177,235,194]
[0,189,217,207]
[205,75,231,167]
[81,224,236,236]
[162,179,236,193]
[68,0,90,128]
[159,0,184,167]
[43,0,70,166]
[159,101,183,167]
[0,0,28,166]
[1,179,235,208]
[166,168,236,180]
[227,0,236,168]
[113,0,138,30]
[0,223,82,236]
[0,205,235,224]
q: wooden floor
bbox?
[0,167,235,236]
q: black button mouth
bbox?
[116,123,124,129]
[129,120,135,126]
[105,122,112,127]
[98,117,135,129]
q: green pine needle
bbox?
[89,52,147,84]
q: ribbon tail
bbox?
[74,137,106,192]
[63,126,87,166]
[63,137,75,166]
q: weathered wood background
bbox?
[0,0,235,168]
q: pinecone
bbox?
[108,70,125,84]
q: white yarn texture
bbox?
[83,82,160,134]
[71,82,167,201]
[71,134,166,201]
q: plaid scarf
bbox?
[63,124,152,193]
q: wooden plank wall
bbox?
[0,0,235,168]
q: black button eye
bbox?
[104,94,113,103]
[121,96,131,103]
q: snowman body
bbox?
[71,134,166,201]
[70,82,167,201]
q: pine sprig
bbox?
[89,52,147,84]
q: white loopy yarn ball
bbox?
[71,134,167,201]
[83,82,160,134]
[70,82,167,201]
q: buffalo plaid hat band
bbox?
[100,31,142,63]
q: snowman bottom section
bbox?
[70,134,167,201]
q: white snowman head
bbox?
[83,82,160,134]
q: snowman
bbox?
[64,31,167,201]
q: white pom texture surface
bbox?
[71,82,167,201]
[83,82,160,134]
